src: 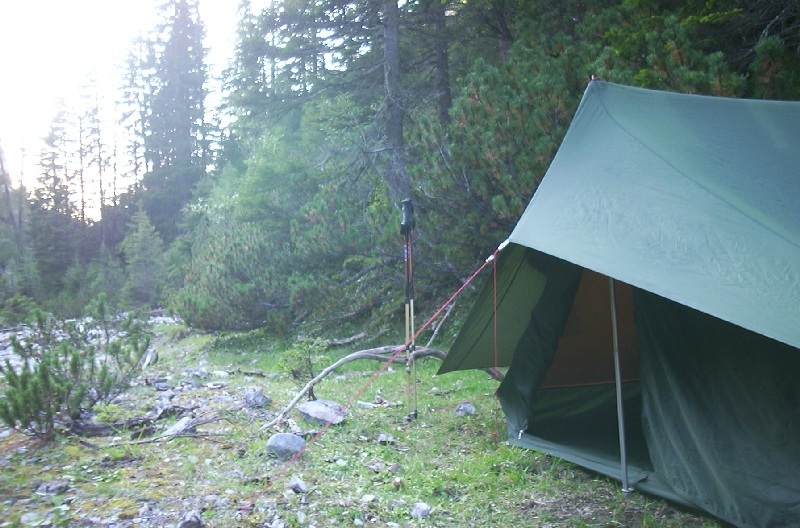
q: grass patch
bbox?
[0,326,725,527]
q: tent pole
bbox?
[609,277,633,493]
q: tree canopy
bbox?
[2,0,798,336]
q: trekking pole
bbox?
[400,198,418,421]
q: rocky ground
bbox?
[0,318,724,528]
[0,319,434,527]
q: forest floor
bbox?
[0,319,727,527]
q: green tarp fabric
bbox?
[438,82,800,528]
[633,288,800,527]
[510,81,800,349]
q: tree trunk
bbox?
[383,0,412,205]
[432,0,452,127]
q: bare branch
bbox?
[260,345,446,431]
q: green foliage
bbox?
[170,215,291,332]
[0,294,37,327]
[279,337,329,392]
[749,35,800,100]
[16,0,800,334]
[120,211,165,308]
[0,299,149,439]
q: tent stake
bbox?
[609,277,633,493]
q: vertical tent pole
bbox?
[609,277,633,493]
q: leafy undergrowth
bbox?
[0,323,726,527]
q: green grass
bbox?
[0,325,725,527]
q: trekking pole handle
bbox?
[400,199,415,235]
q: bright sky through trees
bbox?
[0,0,250,186]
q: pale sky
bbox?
[0,0,253,187]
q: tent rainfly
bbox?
[438,81,800,528]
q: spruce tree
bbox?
[123,0,209,241]
[120,210,165,307]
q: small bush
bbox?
[0,294,38,327]
[0,297,150,439]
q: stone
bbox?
[184,367,209,379]
[163,416,196,437]
[287,475,308,494]
[20,512,45,525]
[297,399,346,426]
[266,433,306,460]
[35,479,70,496]
[411,501,432,519]
[243,387,272,408]
[376,433,395,445]
[177,509,204,528]
[142,349,158,368]
[453,401,476,417]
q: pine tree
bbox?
[120,210,165,307]
[122,0,209,241]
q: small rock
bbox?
[287,475,308,494]
[180,379,203,390]
[142,349,158,367]
[177,509,204,528]
[266,433,306,460]
[411,501,432,519]
[20,512,45,525]
[163,416,196,437]
[297,399,346,426]
[157,390,176,401]
[201,494,220,509]
[212,370,230,378]
[35,479,70,496]
[361,494,377,503]
[184,367,209,379]
[376,433,395,445]
[243,387,272,408]
[454,401,476,417]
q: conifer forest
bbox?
[1,0,798,336]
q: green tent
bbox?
[438,81,800,528]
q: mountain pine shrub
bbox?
[0,296,149,439]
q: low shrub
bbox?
[0,296,150,439]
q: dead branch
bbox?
[425,301,455,348]
[107,409,236,446]
[260,345,447,430]
[325,332,366,347]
